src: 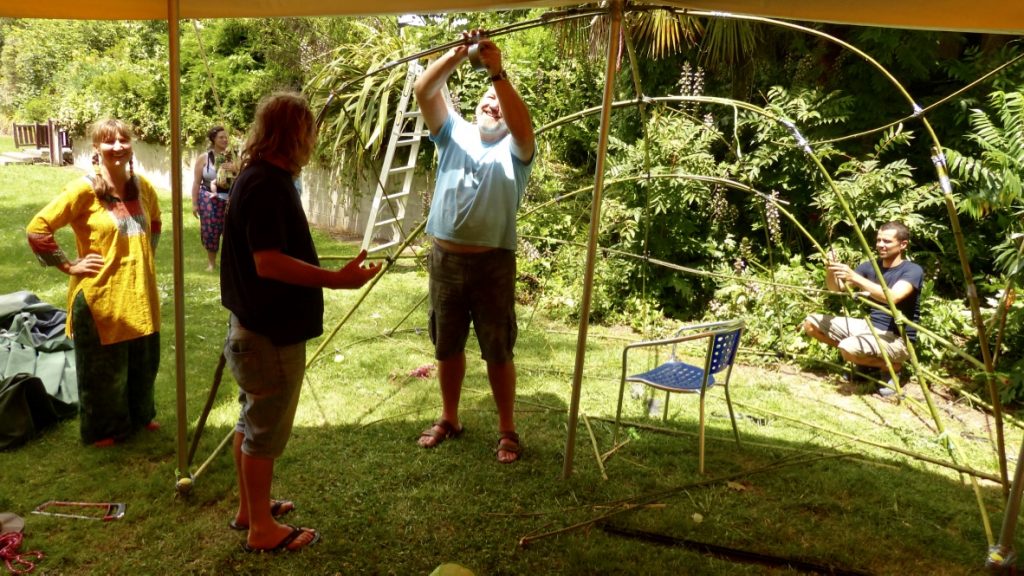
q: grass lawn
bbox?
[0,162,1015,575]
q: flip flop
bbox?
[496,431,521,464]
[228,499,295,530]
[418,419,464,448]
[242,525,320,553]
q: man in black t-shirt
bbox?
[803,222,924,396]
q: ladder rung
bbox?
[402,110,422,119]
[368,240,401,253]
[374,217,401,227]
[399,131,429,139]
[388,165,415,175]
[396,138,421,146]
[381,191,410,201]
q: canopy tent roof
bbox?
[4,0,1023,34]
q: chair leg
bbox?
[698,394,706,475]
[615,377,627,445]
[724,383,741,446]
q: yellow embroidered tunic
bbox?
[26,175,162,345]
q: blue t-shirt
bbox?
[855,259,924,340]
[425,114,533,250]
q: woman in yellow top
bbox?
[26,119,162,447]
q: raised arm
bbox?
[475,39,535,162]
[414,45,466,136]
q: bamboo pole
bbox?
[737,403,1000,484]
[524,453,847,547]
[672,6,1006,496]
[168,0,191,494]
[306,219,426,368]
[562,0,623,479]
[582,414,608,480]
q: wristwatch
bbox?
[489,69,508,83]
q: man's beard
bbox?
[478,117,508,139]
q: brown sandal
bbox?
[496,431,521,463]
[419,419,464,448]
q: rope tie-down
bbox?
[0,532,43,575]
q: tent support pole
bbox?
[168,1,190,488]
[562,0,623,479]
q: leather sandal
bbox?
[496,430,521,463]
[419,419,464,448]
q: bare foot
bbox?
[231,499,295,530]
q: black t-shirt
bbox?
[220,160,323,345]
[854,259,924,341]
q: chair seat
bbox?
[628,361,716,392]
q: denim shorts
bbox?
[225,314,306,459]
[428,243,517,363]
[804,313,909,363]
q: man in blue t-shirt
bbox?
[413,30,535,463]
[803,222,924,396]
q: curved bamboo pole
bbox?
[313,8,606,127]
[289,7,1007,556]
[671,4,1006,496]
[306,219,427,369]
[540,85,996,538]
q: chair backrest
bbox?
[708,327,742,375]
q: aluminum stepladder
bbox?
[361,61,450,257]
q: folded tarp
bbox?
[0,372,76,450]
[0,291,77,406]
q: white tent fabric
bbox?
[2,0,1022,34]
[3,0,1022,484]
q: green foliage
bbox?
[179,18,315,145]
[946,90,1024,219]
[945,89,1024,306]
[628,9,701,61]
[914,281,973,369]
[306,17,411,186]
[0,18,316,145]
[706,254,822,361]
[0,20,169,139]
[995,300,1024,403]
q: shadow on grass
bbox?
[5,376,999,576]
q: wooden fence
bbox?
[11,120,72,165]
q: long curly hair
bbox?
[239,91,314,175]
[90,119,139,201]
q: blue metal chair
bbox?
[615,319,744,474]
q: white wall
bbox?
[71,139,429,242]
